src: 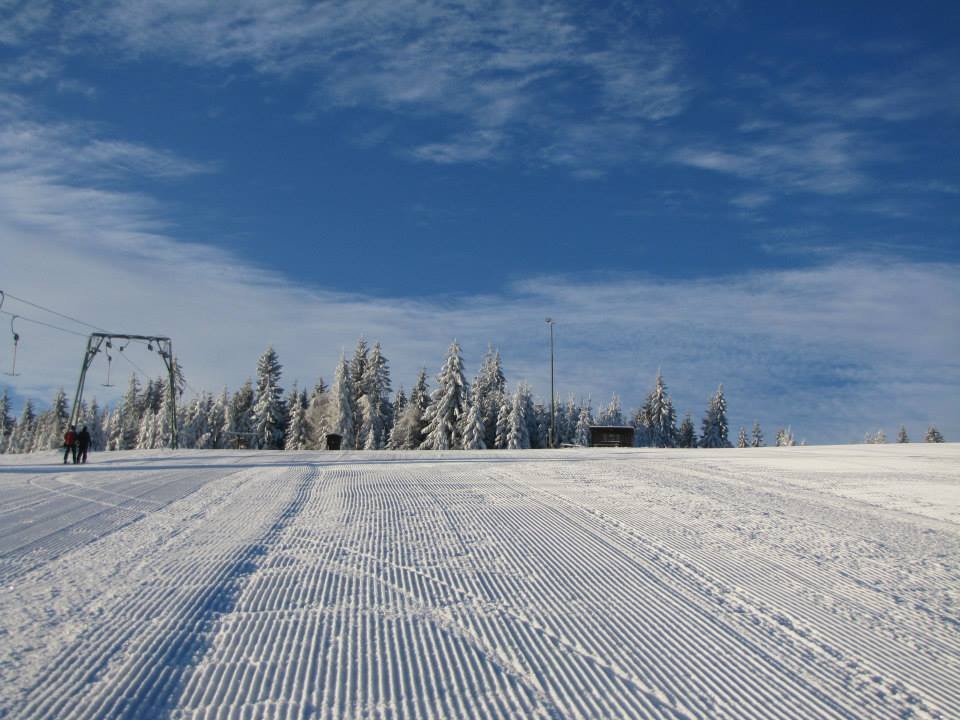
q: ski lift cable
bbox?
[0,290,107,332]
[0,309,89,337]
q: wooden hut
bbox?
[589,425,635,448]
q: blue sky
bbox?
[1,0,958,443]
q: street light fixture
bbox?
[546,318,555,448]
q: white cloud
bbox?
[672,123,872,196]
[67,0,689,172]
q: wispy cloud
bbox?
[673,123,873,197]
[0,0,51,46]
[0,109,216,181]
[67,0,689,170]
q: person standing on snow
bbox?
[63,425,77,464]
[77,426,91,464]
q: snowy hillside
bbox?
[1,445,958,719]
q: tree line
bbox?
[0,339,947,453]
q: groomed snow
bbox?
[1,445,958,719]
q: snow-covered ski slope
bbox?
[1,445,958,720]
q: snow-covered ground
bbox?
[1,445,958,719]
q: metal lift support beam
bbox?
[69,333,178,449]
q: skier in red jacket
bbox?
[63,426,77,464]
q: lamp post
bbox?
[546,318,555,448]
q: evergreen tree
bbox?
[37,388,70,450]
[473,347,507,449]
[597,394,624,425]
[394,387,407,418]
[330,355,355,449]
[183,393,214,449]
[306,380,330,449]
[154,379,179,448]
[226,379,255,447]
[119,374,142,450]
[79,399,105,452]
[285,390,310,450]
[252,346,286,450]
[506,384,531,450]
[494,393,512,449]
[864,429,887,444]
[136,407,159,449]
[421,341,469,450]
[677,413,696,448]
[642,371,677,448]
[700,385,730,448]
[775,427,795,447]
[0,388,13,453]
[8,399,35,453]
[751,420,764,447]
[737,426,748,448]
[359,342,392,450]
[460,398,486,450]
[574,405,592,446]
[389,371,429,449]
[924,425,944,443]
[631,406,651,447]
[106,407,122,451]
[896,425,909,443]
[206,389,228,449]
[350,338,369,448]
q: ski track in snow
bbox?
[0,445,957,719]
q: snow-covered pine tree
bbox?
[775,427,795,447]
[252,346,287,450]
[0,388,13,453]
[8,399,35,453]
[642,371,677,448]
[185,393,215,449]
[421,341,469,450]
[304,380,329,449]
[142,379,162,416]
[394,387,407,418]
[924,425,944,443]
[119,374,142,450]
[136,406,158,449]
[631,406,650,447]
[494,393,512,449]
[864,429,886,444]
[78,399,104,452]
[105,407,121,451]
[409,369,430,418]
[751,420,764,447]
[285,384,310,450]
[677,413,696,448]
[38,388,70,450]
[155,379,179,448]
[896,425,909,443]
[473,347,506,449]
[737,427,748,448]
[460,398,486,450]
[388,371,429,449]
[205,389,228,449]
[350,338,369,448]
[506,384,531,450]
[574,405,592,446]
[360,342,393,450]
[699,384,731,449]
[597,394,624,426]
[329,355,355,449]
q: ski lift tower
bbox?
[69,333,179,449]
